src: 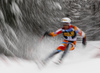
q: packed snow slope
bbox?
[0,41,100,73]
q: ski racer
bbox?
[43,17,86,64]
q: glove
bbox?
[44,31,51,36]
[82,36,86,45]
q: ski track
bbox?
[0,41,100,73]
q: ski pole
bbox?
[39,32,47,42]
[39,34,45,42]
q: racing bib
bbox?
[63,30,76,39]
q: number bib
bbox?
[63,29,76,39]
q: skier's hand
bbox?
[82,36,86,45]
[44,31,51,36]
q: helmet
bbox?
[61,17,71,23]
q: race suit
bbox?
[50,25,86,51]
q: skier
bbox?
[43,17,86,64]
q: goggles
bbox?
[63,23,70,26]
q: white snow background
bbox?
[0,41,100,73]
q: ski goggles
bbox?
[62,23,70,26]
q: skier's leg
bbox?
[59,43,71,61]
[44,40,68,62]
[59,41,76,62]
[44,50,61,62]
[55,40,69,63]
[70,41,76,51]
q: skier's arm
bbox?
[76,26,86,45]
[50,28,62,37]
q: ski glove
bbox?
[44,31,51,36]
[82,36,86,45]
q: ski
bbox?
[53,61,62,65]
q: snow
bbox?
[0,10,4,21]
[11,1,22,17]
[0,41,100,73]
